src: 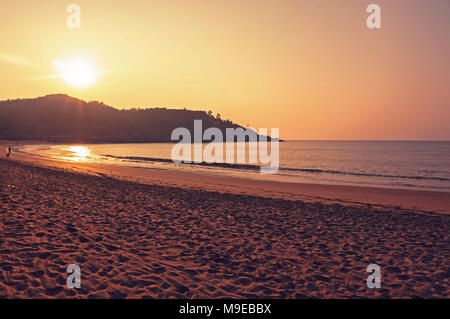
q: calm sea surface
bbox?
[20,141,450,192]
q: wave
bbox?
[101,155,262,171]
[102,154,450,182]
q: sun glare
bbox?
[53,57,97,88]
[62,146,91,162]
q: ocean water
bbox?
[20,141,450,192]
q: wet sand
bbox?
[0,158,449,298]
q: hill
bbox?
[0,94,277,143]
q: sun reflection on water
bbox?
[60,146,92,162]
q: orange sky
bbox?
[0,0,449,140]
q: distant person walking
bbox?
[6,146,11,157]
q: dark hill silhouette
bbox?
[0,94,279,143]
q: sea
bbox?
[19,140,450,192]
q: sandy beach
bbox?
[0,156,449,298]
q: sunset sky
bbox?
[0,0,449,140]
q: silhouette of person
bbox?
[6,146,11,157]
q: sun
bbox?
[53,57,98,88]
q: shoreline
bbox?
[5,141,450,215]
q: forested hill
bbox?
[0,94,277,143]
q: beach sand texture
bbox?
[0,159,449,298]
